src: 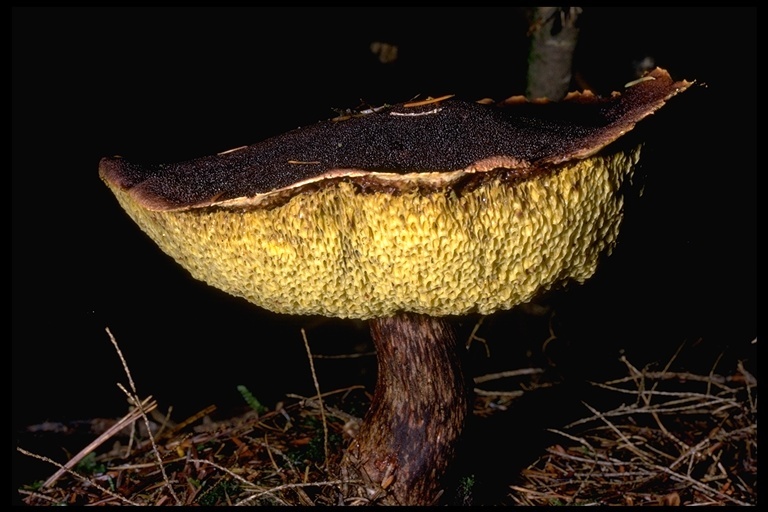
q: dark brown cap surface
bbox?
[100,67,692,211]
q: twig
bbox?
[261,432,286,476]
[643,350,692,456]
[603,371,732,388]
[509,484,572,503]
[706,350,726,396]
[311,351,376,360]
[565,393,741,428]
[152,404,217,443]
[473,389,524,398]
[474,367,544,384]
[737,360,757,411]
[285,384,366,402]
[301,328,329,467]
[547,428,597,454]
[580,401,654,463]
[189,457,259,488]
[236,479,349,506]
[465,316,489,356]
[17,447,142,506]
[650,462,753,506]
[107,327,181,505]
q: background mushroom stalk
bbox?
[526,6,582,101]
[98,68,692,506]
[342,314,468,505]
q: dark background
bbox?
[13,7,755,502]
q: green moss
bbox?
[197,479,241,506]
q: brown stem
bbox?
[341,313,470,505]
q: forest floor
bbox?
[17,324,756,506]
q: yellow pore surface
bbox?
[110,148,640,319]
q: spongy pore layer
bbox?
[108,148,639,319]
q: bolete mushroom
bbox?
[99,67,692,505]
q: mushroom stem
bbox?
[341,313,470,505]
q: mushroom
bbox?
[99,67,692,505]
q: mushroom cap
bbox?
[100,68,692,319]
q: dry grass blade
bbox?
[301,328,329,467]
[107,328,182,505]
[36,395,157,489]
[17,328,368,506]
[17,447,144,506]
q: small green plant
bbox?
[22,480,45,492]
[75,452,105,476]
[237,385,267,414]
[456,474,475,506]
